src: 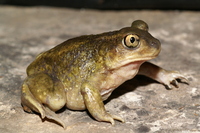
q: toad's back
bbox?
[26,31,120,82]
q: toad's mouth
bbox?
[111,56,157,70]
[108,44,161,70]
[118,46,161,68]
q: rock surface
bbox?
[0,6,199,133]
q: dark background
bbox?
[1,0,200,10]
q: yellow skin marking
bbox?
[21,20,188,128]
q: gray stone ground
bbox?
[0,6,199,133]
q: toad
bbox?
[21,20,188,128]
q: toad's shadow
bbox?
[104,75,157,104]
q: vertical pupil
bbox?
[130,37,135,43]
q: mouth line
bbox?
[112,55,157,70]
[126,54,159,62]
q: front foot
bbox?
[157,70,189,89]
[139,62,189,89]
[81,83,124,125]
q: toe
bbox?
[111,114,125,123]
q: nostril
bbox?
[150,39,161,48]
[152,41,156,45]
[151,41,157,47]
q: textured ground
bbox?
[0,6,199,133]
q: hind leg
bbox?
[21,73,67,128]
[21,82,46,117]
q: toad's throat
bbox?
[100,61,145,100]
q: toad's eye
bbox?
[123,34,140,49]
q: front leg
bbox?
[138,62,189,89]
[81,83,124,125]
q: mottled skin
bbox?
[21,20,188,128]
